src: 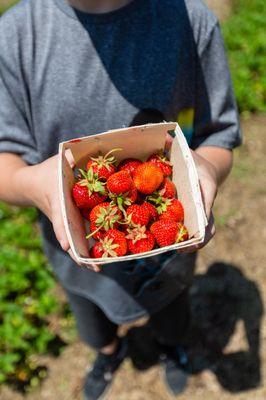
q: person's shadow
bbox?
[126,262,264,393]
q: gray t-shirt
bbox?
[0,0,241,323]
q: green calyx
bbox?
[89,148,122,171]
[109,194,132,217]
[99,237,119,258]
[86,204,121,240]
[146,194,172,214]
[95,205,121,231]
[126,225,147,244]
[78,168,106,196]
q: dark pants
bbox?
[66,288,190,350]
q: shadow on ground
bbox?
[126,262,264,393]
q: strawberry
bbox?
[126,226,155,254]
[86,148,121,180]
[89,202,122,234]
[126,204,150,226]
[159,199,184,222]
[109,185,138,215]
[90,242,105,258]
[142,202,158,221]
[176,223,189,242]
[133,162,163,194]
[90,229,127,258]
[72,168,107,209]
[89,222,105,240]
[150,219,189,247]
[159,178,176,199]
[118,158,142,177]
[147,151,172,176]
[150,219,179,247]
[107,170,133,195]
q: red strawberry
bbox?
[109,185,138,211]
[150,219,189,247]
[142,202,158,221]
[133,162,163,194]
[90,242,105,258]
[150,219,179,247]
[126,204,150,226]
[88,202,122,237]
[72,168,107,209]
[118,158,142,177]
[89,202,122,227]
[89,222,105,240]
[126,226,155,254]
[147,151,172,176]
[86,148,121,180]
[159,178,176,199]
[176,223,189,242]
[159,199,184,222]
[126,185,138,203]
[90,229,128,258]
[107,170,133,195]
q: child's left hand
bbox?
[166,133,217,252]
[190,150,217,251]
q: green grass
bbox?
[0,204,62,389]
[223,0,266,113]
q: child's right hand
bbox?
[18,154,101,272]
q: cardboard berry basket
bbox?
[58,122,208,265]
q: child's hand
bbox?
[28,155,101,272]
[191,150,217,250]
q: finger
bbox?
[68,249,81,265]
[202,212,216,246]
[165,133,173,151]
[65,149,76,169]
[51,202,70,251]
[67,249,101,272]
[90,263,101,273]
[84,263,101,273]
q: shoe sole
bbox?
[159,363,188,397]
[84,382,111,400]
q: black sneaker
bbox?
[160,345,191,396]
[83,339,127,400]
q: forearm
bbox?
[195,146,233,186]
[0,153,37,207]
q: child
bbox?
[0,0,241,399]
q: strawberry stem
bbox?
[86,223,104,240]
[103,148,123,161]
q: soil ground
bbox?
[1,116,265,400]
[205,0,232,21]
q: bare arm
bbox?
[193,146,233,218]
[195,146,233,186]
[0,152,70,250]
[187,145,233,250]
[0,152,100,271]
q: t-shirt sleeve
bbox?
[191,22,242,150]
[0,23,40,165]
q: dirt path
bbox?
[1,113,265,400]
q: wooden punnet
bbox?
[58,123,207,265]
